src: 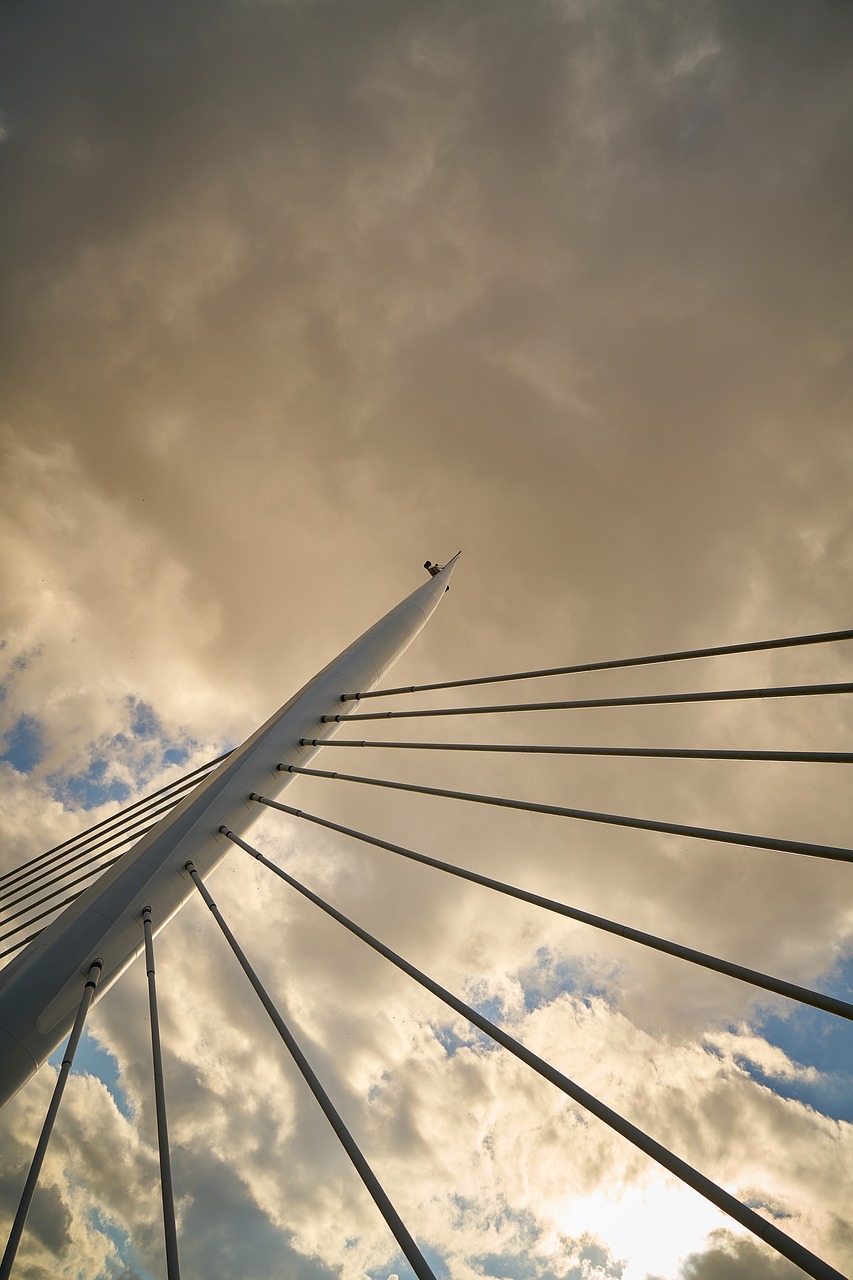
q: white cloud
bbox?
[2,0,853,1275]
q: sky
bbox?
[1,0,852,1277]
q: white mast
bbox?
[0,557,460,1108]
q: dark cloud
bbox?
[677,1228,803,1279]
[176,1154,340,1280]
[0,1163,70,1256]
[2,0,853,1276]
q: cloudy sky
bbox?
[1,0,852,1277]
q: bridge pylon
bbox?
[0,557,459,1109]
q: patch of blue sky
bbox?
[570,1235,625,1279]
[0,714,45,773]
[89,1207,156,1280]
[473,1251,527,1278]
[443,1200,622,1280]
[519,947,618,1015]
[469,993,507,1025]
[128,697,162,739]
[727,954,853,1123]
[474,1232,625,1280]
[46,697,204,811]
[49,1029,132,1119]
[371,1243,451,1280]
[432,1021,494,1058]
[740,1194,792,1221]
[433,954,618,1058]
[431,982,513,1058]
[367,1070,391,1102]
[472,1251,571,1280]
[127,696,204,769]
[49,755,133,810]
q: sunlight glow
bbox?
[546,1176,736,1279]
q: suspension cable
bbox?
[300,738,853,765]
[0,960,103,1280]
[324,681,853,724]
[0,797,179,905]
[141,908,181,1280]
[0,929,42,963]
[281,764,853,865]
[0,751,231,893]
[0,821,159,916]
[0,851,133,935]
[0,880,125,952]
[340,627,853,701]
[250,793,853,1022]
[0,789,196,906]
[219,830,845,1280]
[185,863,437,1280]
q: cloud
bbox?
[675,1228,804,1279]
[2,0,853,1275]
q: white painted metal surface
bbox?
[0,558,459,1109]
